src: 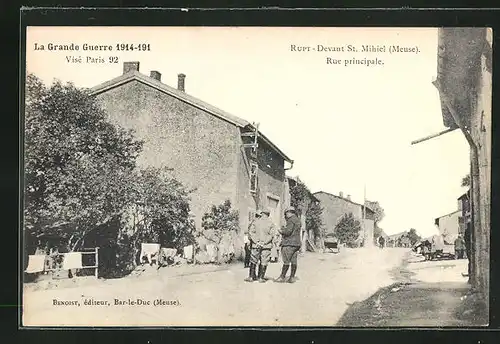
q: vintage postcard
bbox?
[21,25,492,327]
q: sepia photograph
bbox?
[21,25,492,327]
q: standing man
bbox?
[454,234,466,259]
[245,209,275,283]
[244,211,261,268]
[378,235,385,249]
[464,222,472,281]
[275,207,302,284]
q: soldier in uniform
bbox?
[454,234,466,259]
[245,209,275,283]
[275,206,302,283]
[244,211,261,268]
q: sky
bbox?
[25,27,471,237]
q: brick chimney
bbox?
[177,73,186,92]
[150,70,161,81]
[123,61,140,74]
[339,191,344,198]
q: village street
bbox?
[23,248,409,327]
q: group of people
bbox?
[243,206,302,284]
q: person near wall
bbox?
[464,221,472,281]
[454,234,466,259]
[378,236,385,249]
[244,211,261,268]
[274,206,302,284]
[245,209,275,283]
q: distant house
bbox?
[386,231,410,248]
[90,61,293,248]
[313,191,375,245]
[434,210,461,244]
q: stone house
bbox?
[434,28,491,308]
[386,231,410,248]
[434,210,462,244]
[313,191,375,245]
[89,61,293,255]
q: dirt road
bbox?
[23,247,408,327]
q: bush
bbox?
[335,213,362,248]
[118,167,196,269]
[24,74,143,251]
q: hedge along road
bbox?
[22,247,408,327]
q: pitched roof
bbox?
[457,190,470,200]
[434,210,461,222]
[387,231,407,240]
[313,191,374,213]
[89,70,293,163]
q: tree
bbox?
[306,201,324,246]
[461,174,471,187]
[335,213,361,247]
[201,200,239,245]
[365,200,385,225]
[407,228,421,246]
[290,180,311,216]
[129,166,196,250]
[24,74,143,251]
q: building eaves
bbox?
[435,28,488,129]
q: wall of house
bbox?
[436,211,461,244]
[470,28,491,307]
[314,192,364,235]
[236,137,287,237]
[94,80,240,231]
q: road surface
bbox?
[23,247,408,326]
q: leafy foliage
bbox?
[334,212,361,247]
[290,179,311,215]
[24,74,143,250]
[128,167,196,250]
[461,174,471,187]
[24,74,196,278]
[365,200,385,225]
[290,178,324,237]
[306,201,324,238]
[200,200,239,245]
[406,228,421,246]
